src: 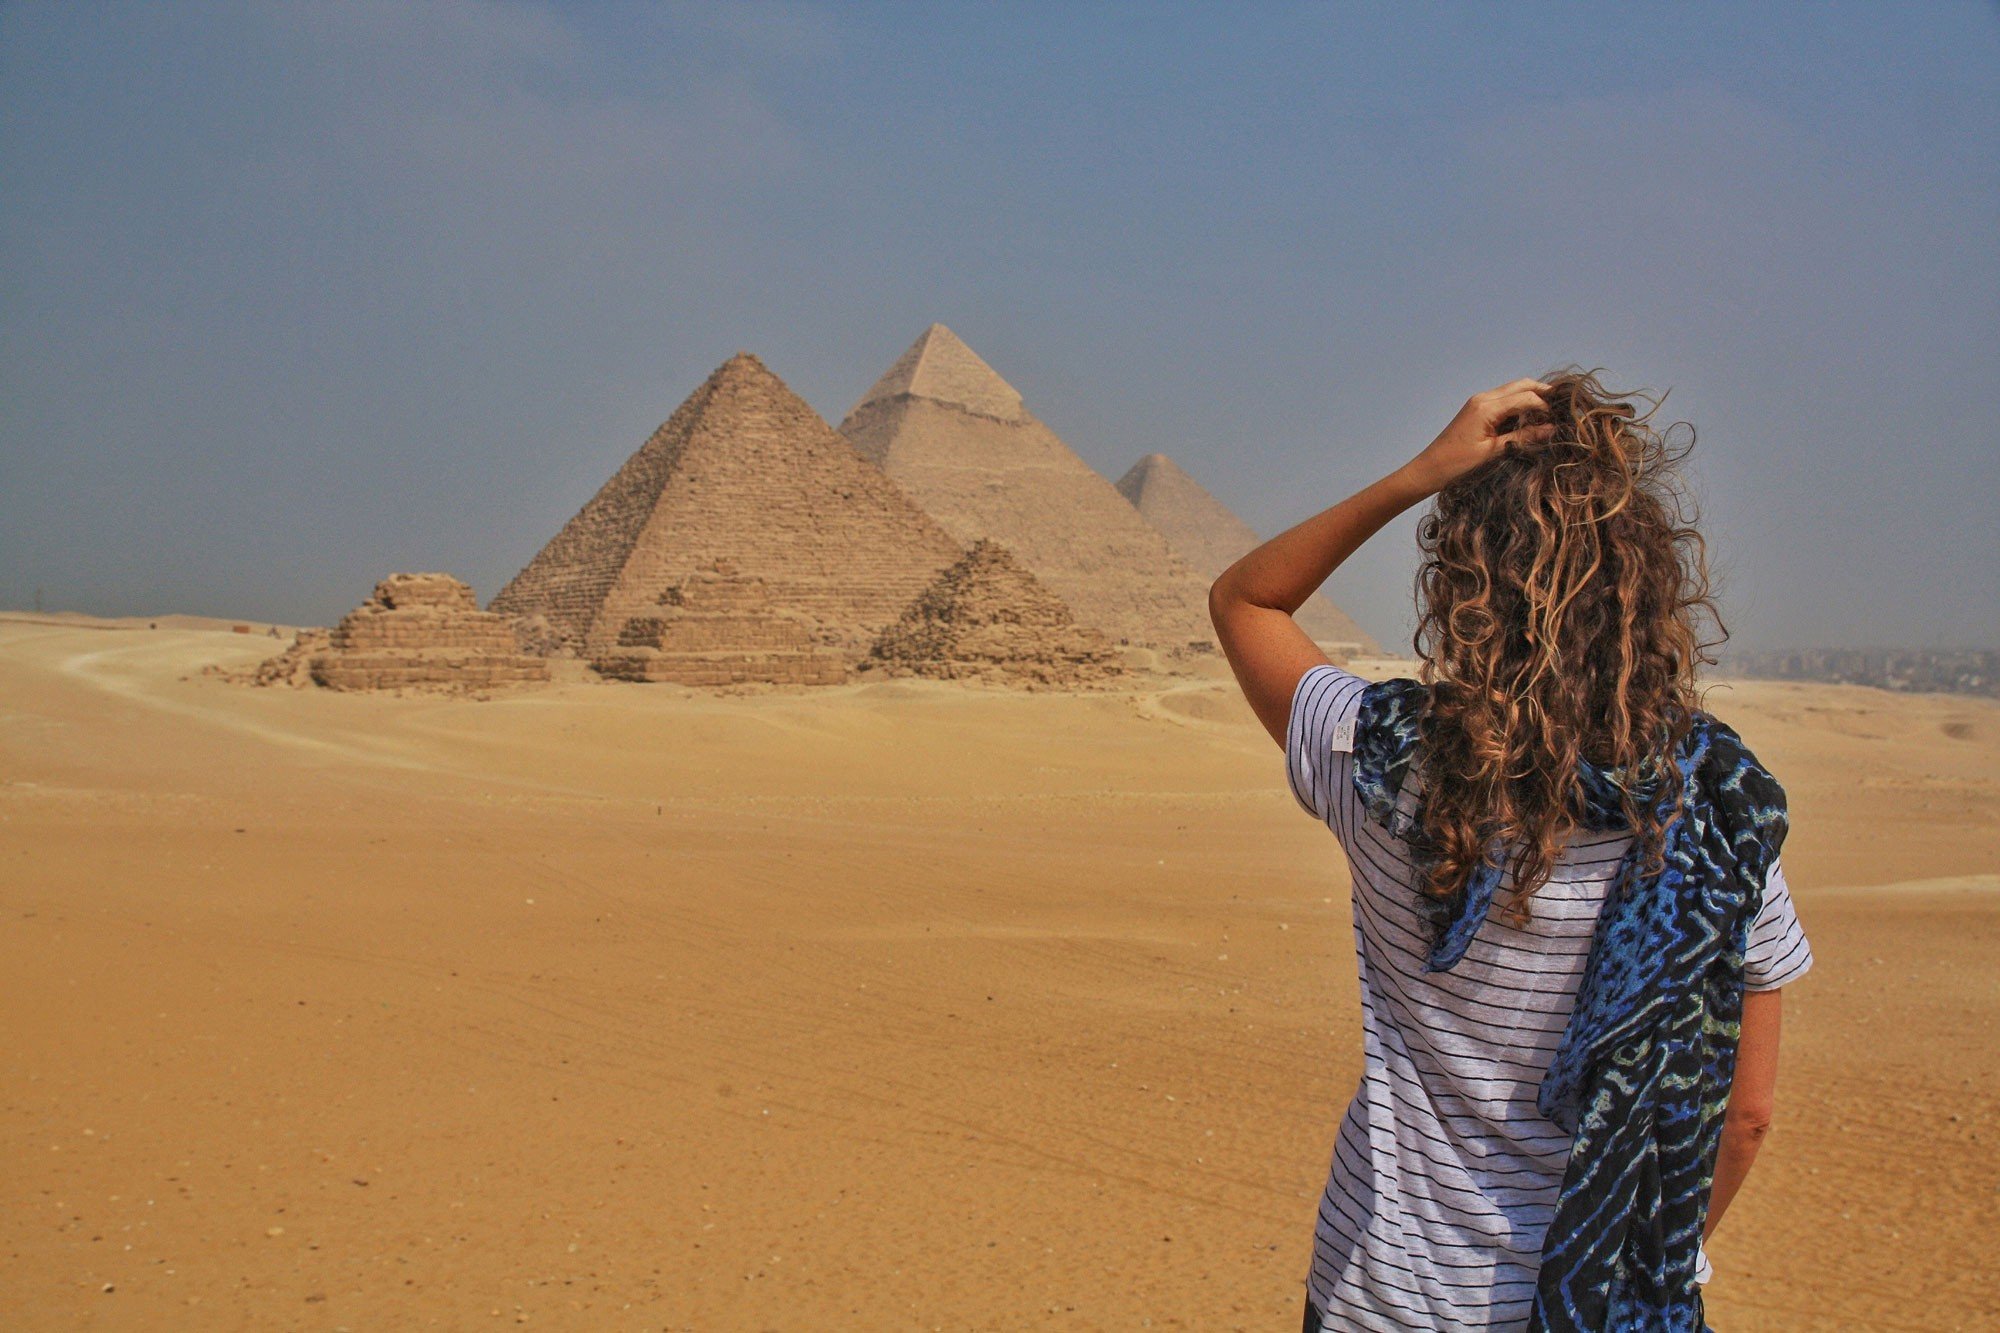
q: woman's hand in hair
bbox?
[1404,379,1557,495]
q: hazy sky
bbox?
[3,2,1995,652]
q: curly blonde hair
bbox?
[1407,368,1725,924]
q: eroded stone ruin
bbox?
[275,572,550,691]
[862,539,1125,688]
[592,558,847,686]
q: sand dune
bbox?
[3,617,1995,1329]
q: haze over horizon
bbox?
[3,2,1995,654]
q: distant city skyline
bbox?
[2,3,1995,653]
[1716,647,1998,700]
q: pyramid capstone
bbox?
[1115,453,1380,655]
[491,353,967,668]
[838,328,1217,652]
[851,323,1026,422]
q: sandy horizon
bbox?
[4,615,1995,1329]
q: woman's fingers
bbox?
[1487,387,1551,426]
[1480,377,1552,400]
[1497,422,1559,450]
[1492,386,1549,411]
[1417,377,1560,490]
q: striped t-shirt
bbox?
[1287,664,1813,1331]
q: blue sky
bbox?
[3,1,1995,652]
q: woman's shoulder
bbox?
[1685,707,1787,808]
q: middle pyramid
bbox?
[837,325,1217,650]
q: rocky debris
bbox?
[592,559,847,686]
[508,613,564,658]
[490,352,964,666]
[1115,451,1378,657]
[861,539,1125,689]
[838,324,1216,652]
[247,628,331,688]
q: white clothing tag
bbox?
[1329,715,1356,752]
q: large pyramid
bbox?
[491,353,966,662]
[1115,453,1380,655]
[837,325,1217,650]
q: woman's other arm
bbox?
[1209,379,1553,747]
[1705,986,1785,1241]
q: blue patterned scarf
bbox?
[1349,677,1788,1332]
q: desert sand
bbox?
[4,616,1995,1331]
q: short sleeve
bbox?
[1744,855,1814,991]
[1286,663,1369,824]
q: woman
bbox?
[1208,373,1813,1331]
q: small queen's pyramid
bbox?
[272,573,550,692]
[838,325,1217,652]
[1116,453,1379,655]
[592,558,848,686]
[491,352,967,673]
[863,539,1124,688]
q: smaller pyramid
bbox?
[852,323,1026,422]
[290,573,550,691]
[1116,454,1263,576]
[592,558,847,687]
[863,539,1125,689]
[1116,453,1381,655]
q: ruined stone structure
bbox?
[837,325,1217,652]
[593,558,847,686]
[491,353,966,669]
[306,573,549,691]
[1115,452,1380,656]
[863,539,1125,688]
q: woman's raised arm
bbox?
[1209,379,1553,747]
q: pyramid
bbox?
[1115,453,1380,655]
[592,558,846,686]
[491,353,967,666]
[280,572,550,691]
[837,325,1217,651]
[863,539,1125,688]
